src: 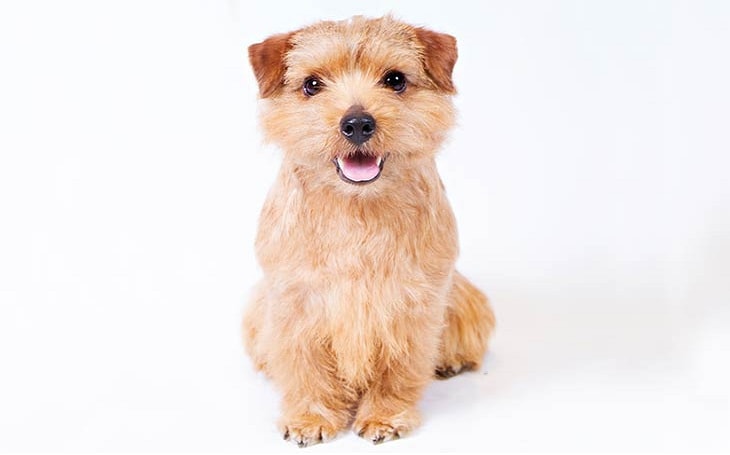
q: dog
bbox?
[243,15,495,446]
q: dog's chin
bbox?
[333,151,386,185]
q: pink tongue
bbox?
[341,155,380,182]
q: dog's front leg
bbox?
[269,321,356,447]
[352,314,443,444]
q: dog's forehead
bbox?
[285,17,425,82]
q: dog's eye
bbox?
[383,70,407,93]
[303,77,324,96]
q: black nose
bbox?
[340,107,376,145]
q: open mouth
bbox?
[333,151,385,185]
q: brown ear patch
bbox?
[248,32,295,98]
[415,28,458,94]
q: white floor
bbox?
[1,1,728,452]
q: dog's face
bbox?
[249,16,457,194]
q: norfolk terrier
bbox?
[243,15,495,446]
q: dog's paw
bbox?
[354,408,420,445]
[356,420,405,445]
[280,415,339,448]
[434,360,476,379]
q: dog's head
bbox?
[249,16,457,193]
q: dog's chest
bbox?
[257,184,458,285]
[303,200,430,274]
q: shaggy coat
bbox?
[244,16,495,446]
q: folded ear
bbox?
[415,28,458,94]
[248,32,294,98]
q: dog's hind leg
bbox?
[242,281,270,374]
[435,271,495,378]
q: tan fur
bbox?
[243,15,495,446]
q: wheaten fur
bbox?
[243,15,495,446]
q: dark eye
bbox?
[383,70,406,93]
[303,76,323,96]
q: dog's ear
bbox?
[415,28,458,94]
[248,32,294,98]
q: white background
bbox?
[1,0,728,452]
